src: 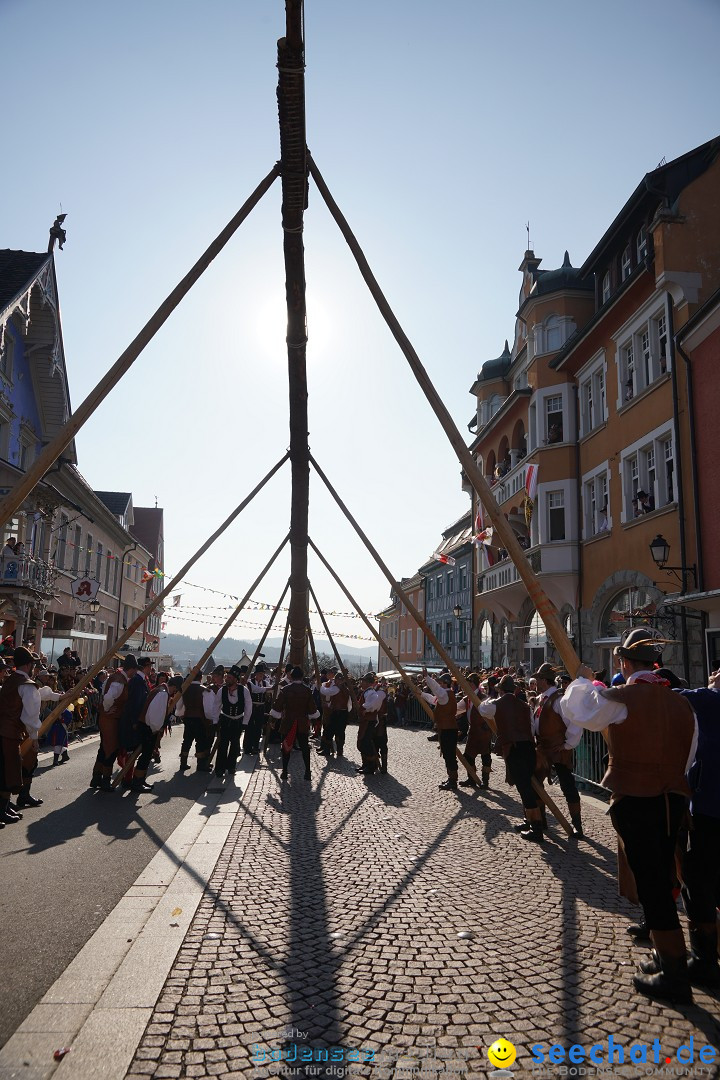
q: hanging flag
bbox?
[524,464,539,528]
[141,570,153,583]
[172,594,182,607]
[433,552,456,566]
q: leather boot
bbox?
[179,755,189,771]
[61,750,69,763]
[17,786,43,808]
[633,929,692,1003]
[281,751,290,780]
[131,771,153,792]
[519,806,544,843]
[687,925,720,987]
[568,801,583,838]
[481,767,490,789]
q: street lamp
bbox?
[453,603,463,619]
[649,534,697,590]
[88,598,100,615]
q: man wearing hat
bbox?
[269,666,320,781]
[560,627,697,1003]
[422,667,459,791]
[533,662,584,837]
[215,665,252,779]
[176,670,216,772]
[318,670,351,758]
[0,647,61,821]
[90,654,137,791]
[355,672,384,776]
[245,662,271,755]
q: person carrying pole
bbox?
[131,678,171,793]
[356,673,383,776]
[117,656,153,792]
[461,672,493,789]
[421,668,459,791]
[90,656,134,791]
[532,662,585,838]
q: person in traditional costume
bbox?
[90,655,135,791]
[245,662,271,755]
[460,672,492,788]
[215,664,252,778]
[0,648,61,821]
[532,662,584,837]
[356,673,384,775]
[560,628,697,1003]
[421,669,458,790]
[269,666,320,781]
[317,670,351,758]
[478,675,542,841]
[176,671,216,772]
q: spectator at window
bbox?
[598,502,609,532]
[547,422,563,444]
[633,490,655,516]
[625,378,634,401]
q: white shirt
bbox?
[559,673,699,772]
[536,685,584,750]
[361,688,385,713]
[144,688,169,733]
[102,670,129,709]
[174,685,221,723]
[18,680,62,736]
[422,675,449,705]
[320,683,352,712]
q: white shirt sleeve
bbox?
[174,696,186,719]
[203,689,221,724]
[18,683,43,735]
[558,677,627,732]
[320,684,340,699]
[455,696,468,717]
[424,676,449,704]
[38,686,63,702]
[103,679,126,710]
[477,699,497,720]
[145,691,168,732]
[421,691,436,705]
[243,686,253,724]
[362,689,384,713]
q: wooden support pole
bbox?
[0,167,281,529]
[309,466,572,835]
[111,535,290,787]
[22,454,289,753]
[247,579,291,674]
[307,155,581,677]
[306,618,320,682]
[263,615,291,754]
[308,546,479,785]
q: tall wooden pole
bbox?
[306,582,362,717]
[22,455,289,751]
[246,579,291,674]
[0,167,280,529]
[278,0,310,667]
[307,156,581,676]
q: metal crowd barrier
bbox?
[572,729,608,793]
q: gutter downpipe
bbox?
[667,294,691,684]
[675,323,707,680]
[573,385,583,662]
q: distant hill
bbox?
[159,631,374,671]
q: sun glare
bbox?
[254,289,333,369]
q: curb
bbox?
[0,760,256,1080]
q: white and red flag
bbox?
[433,551,456,566]
[524,464,539,528]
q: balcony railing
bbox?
[477,546,542,592]
[0,556,55,593]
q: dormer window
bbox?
[621,246,632,281]
[601,271,611,304]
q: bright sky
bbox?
[2,0,719,650]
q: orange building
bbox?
[469,136,720,681]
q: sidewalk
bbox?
[5,731,720,1080]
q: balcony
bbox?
[0,556,55,595]
[475,542,578,620]
[488,460,528,506]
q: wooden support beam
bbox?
[22,455,289,753]
[307,155,581,677]
[307,581,362,718]
[308,546,480,785]
[309,464,572,836]
[0,167,280,529]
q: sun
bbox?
[254,289,333,369]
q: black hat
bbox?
[212,664,225,676]
[533,662,558,682]
[229,664,244,680]
[13,646,36,668]
[614,628,663,664]
[655,666,688,689]
[499,675,516,693]
[255,662,268,673]
[123,654,138,670]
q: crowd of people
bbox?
[0,628,717,1006]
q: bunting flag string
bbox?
[160,608,375,642]
[166,587,379,620]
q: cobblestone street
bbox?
[126,730,720,1080]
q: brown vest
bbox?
[537,691,572,765]
[601,682,695,798]
[494,693,533,749]
[433,691,457,731]
[276,682,317,736]
[182,681,205,719]
[0,670,30,740]
[99,671,128,722]
[329,686,350,712]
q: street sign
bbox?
[70,576,100,600]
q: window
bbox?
[618,304,670,401]
[621,428,675,519]
[459,566,468,591]
[637,226,647,263]
[583,468,610,537]
[113,558,120,597]
[85,534,93,575]
[0,330,15,379]
[436,575,443,597]
[427,578,434,600]
[621,246,632,281]
[105,551,112,591]
[72,525,82,573]
[445,621,453,647]
[602,271,611,303]
[623,342,635,400]
[656,311,668,374]
[418,590,424,612]
[458,620,467,645]
[479,620,492,668]
[545,395,563,443]
[416,628,422,654]
[447,572,454,595]
[547,491,566,541]
[18,440,30,470]
[400,630,405,654]
[122,605,129,629]
[96,542,103,582]
[580,362,607,434]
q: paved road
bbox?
[124,730,720,1080]
[0,731,227,1047]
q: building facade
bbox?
[420,512,473,668]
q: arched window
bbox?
[479,620,492,669]
[601,586,660,640]
[524,610,547,670]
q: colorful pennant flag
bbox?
[433,552,456,566]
